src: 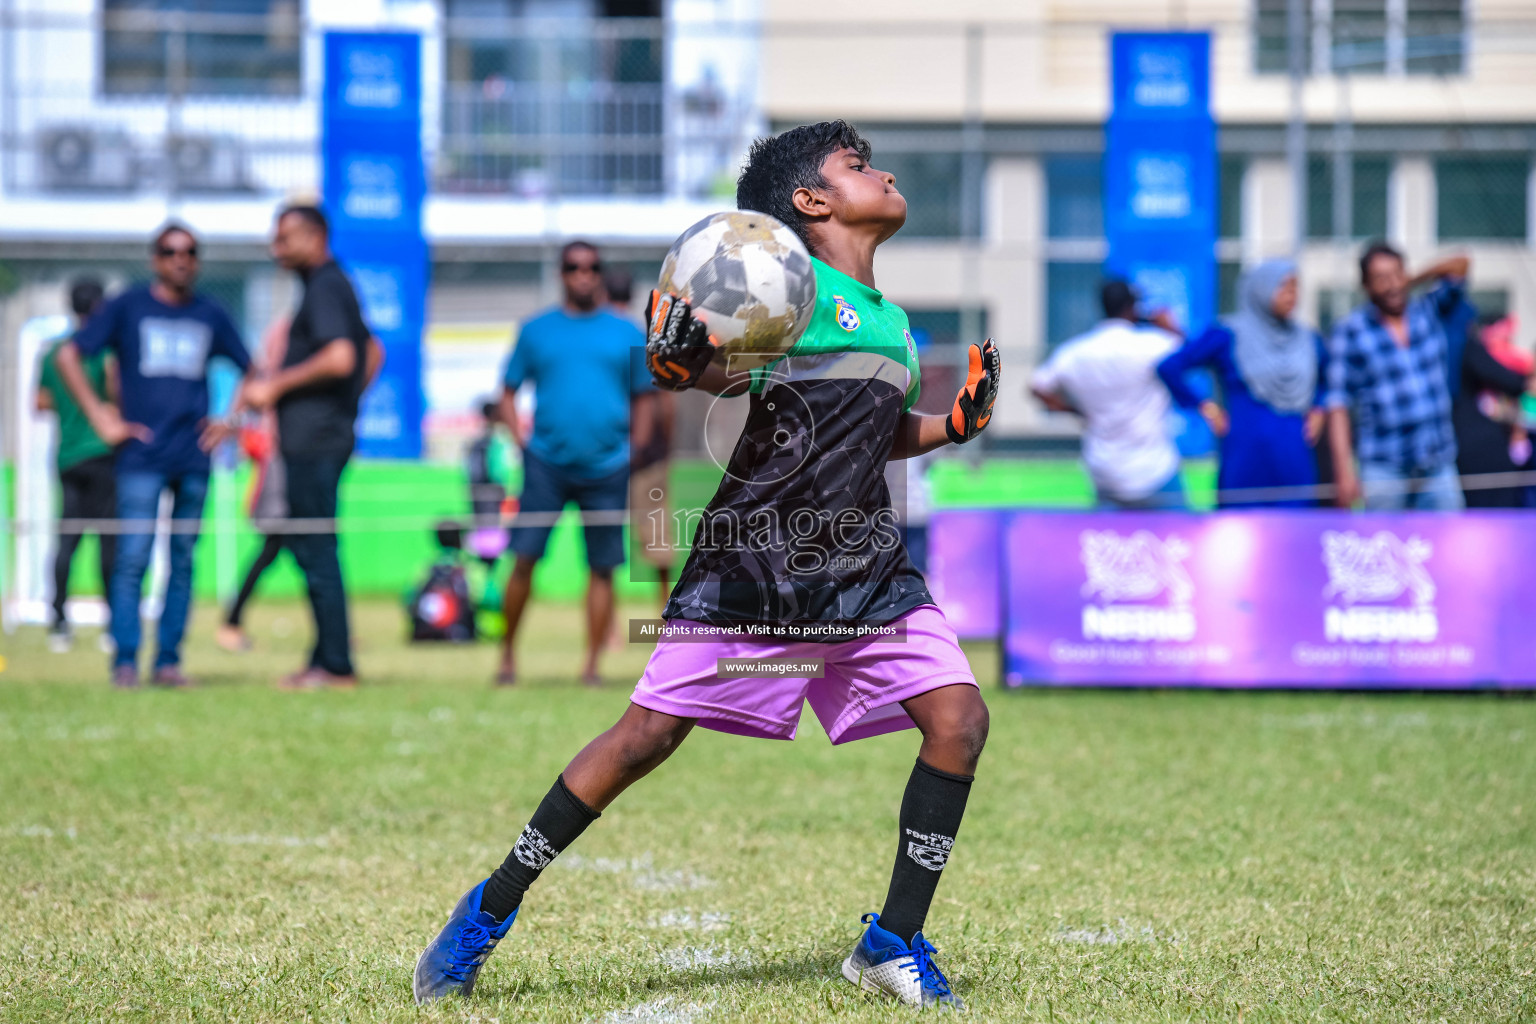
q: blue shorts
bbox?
[510,451,628,569]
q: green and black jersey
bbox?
[663,257,934,633]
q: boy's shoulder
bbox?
[793,261,909,353]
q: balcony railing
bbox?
[438,81,666,196]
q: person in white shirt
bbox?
[1030,280,1185,509]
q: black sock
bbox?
[480,775,600,921]
[877,758,973,945]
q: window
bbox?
[1317,287,1363,337]
[1253,0,1312,74]
[1045,262,1105,352]
[1469,290,1510,320]
[1307,155,1390,239]
[1046,156,1103,239]
[102,0,301,97]
[906,309,989,350]
[1331,0,1387,73]
[440,0,665,196]
[1217,260,1242,316]
[905,308,989,415]
[879,152,973,239]
[1437,157,1529,241]
[1253,0,1464,76]
[1219,155,1245,240]
[1407,0,1466,74]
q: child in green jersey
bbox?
[415,120,1002,1010]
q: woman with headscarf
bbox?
[1157,260,1329,508]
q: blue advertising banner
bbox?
[1106,32,1216,455]
[322,31,427,459]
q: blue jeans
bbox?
[1360,462,1465,511]
[1097,472,1187,511]
[111,470,208,669]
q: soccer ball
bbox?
[657,210,818,371]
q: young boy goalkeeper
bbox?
[415,119,1003,1010]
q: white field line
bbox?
[559,852,713,891]
[1054,919,1181,945]
[646,910,731,932]
[659,945,752,972]
[596,996,713,1023]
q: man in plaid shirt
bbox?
[1325,242,1470,510]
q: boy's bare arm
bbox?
[888,413,952,460]
[695,360,753,396]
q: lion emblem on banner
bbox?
[1079,530,1194,605]
[1320,530,1435,607]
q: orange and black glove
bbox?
[645,290,717,391]
[946,338,1001,444]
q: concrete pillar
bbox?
[1245,158,1296,264]
[983,156,1043,436]
[1393,156,1435,254]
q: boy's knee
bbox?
[614,706,690,771]
[950,699,989,759]
[926,690,989,764]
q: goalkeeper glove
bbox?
[645,290,717,391]
[946,338,1001,444]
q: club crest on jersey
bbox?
[834,295,860,332]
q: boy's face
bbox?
[815,146,907,240]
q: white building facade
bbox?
[1,0,1533,451]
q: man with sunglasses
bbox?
[54,223,252,688]
[495,241,651,686]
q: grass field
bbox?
[2,599,1533,1022]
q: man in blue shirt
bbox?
[496,241,651,686]
[55,224,252,687]
[1326,243,1468,511]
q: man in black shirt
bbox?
[240,204,383,688]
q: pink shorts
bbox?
[630,604,977,744]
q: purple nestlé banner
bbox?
[983,511,1535,688]
[926,510,1005,640]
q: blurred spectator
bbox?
[218,424,288,652]
[496,241,651,686]
[217,316,293,655]
[1326,245,1468,510]
[465,398,512,572]
[34,277,113,652]
[240,205,384,689]
[1157,260,1329,509]
[609,267,677,609]
[54,224,254,688]
[1031,279,1184,510]
[1453,315,1534,508]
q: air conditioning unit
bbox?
[165,134,251,193]
[38,127,137,192]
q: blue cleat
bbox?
[841,912,964,1010]
[413,879,519,1003]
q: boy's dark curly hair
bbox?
[736,120,872,254]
